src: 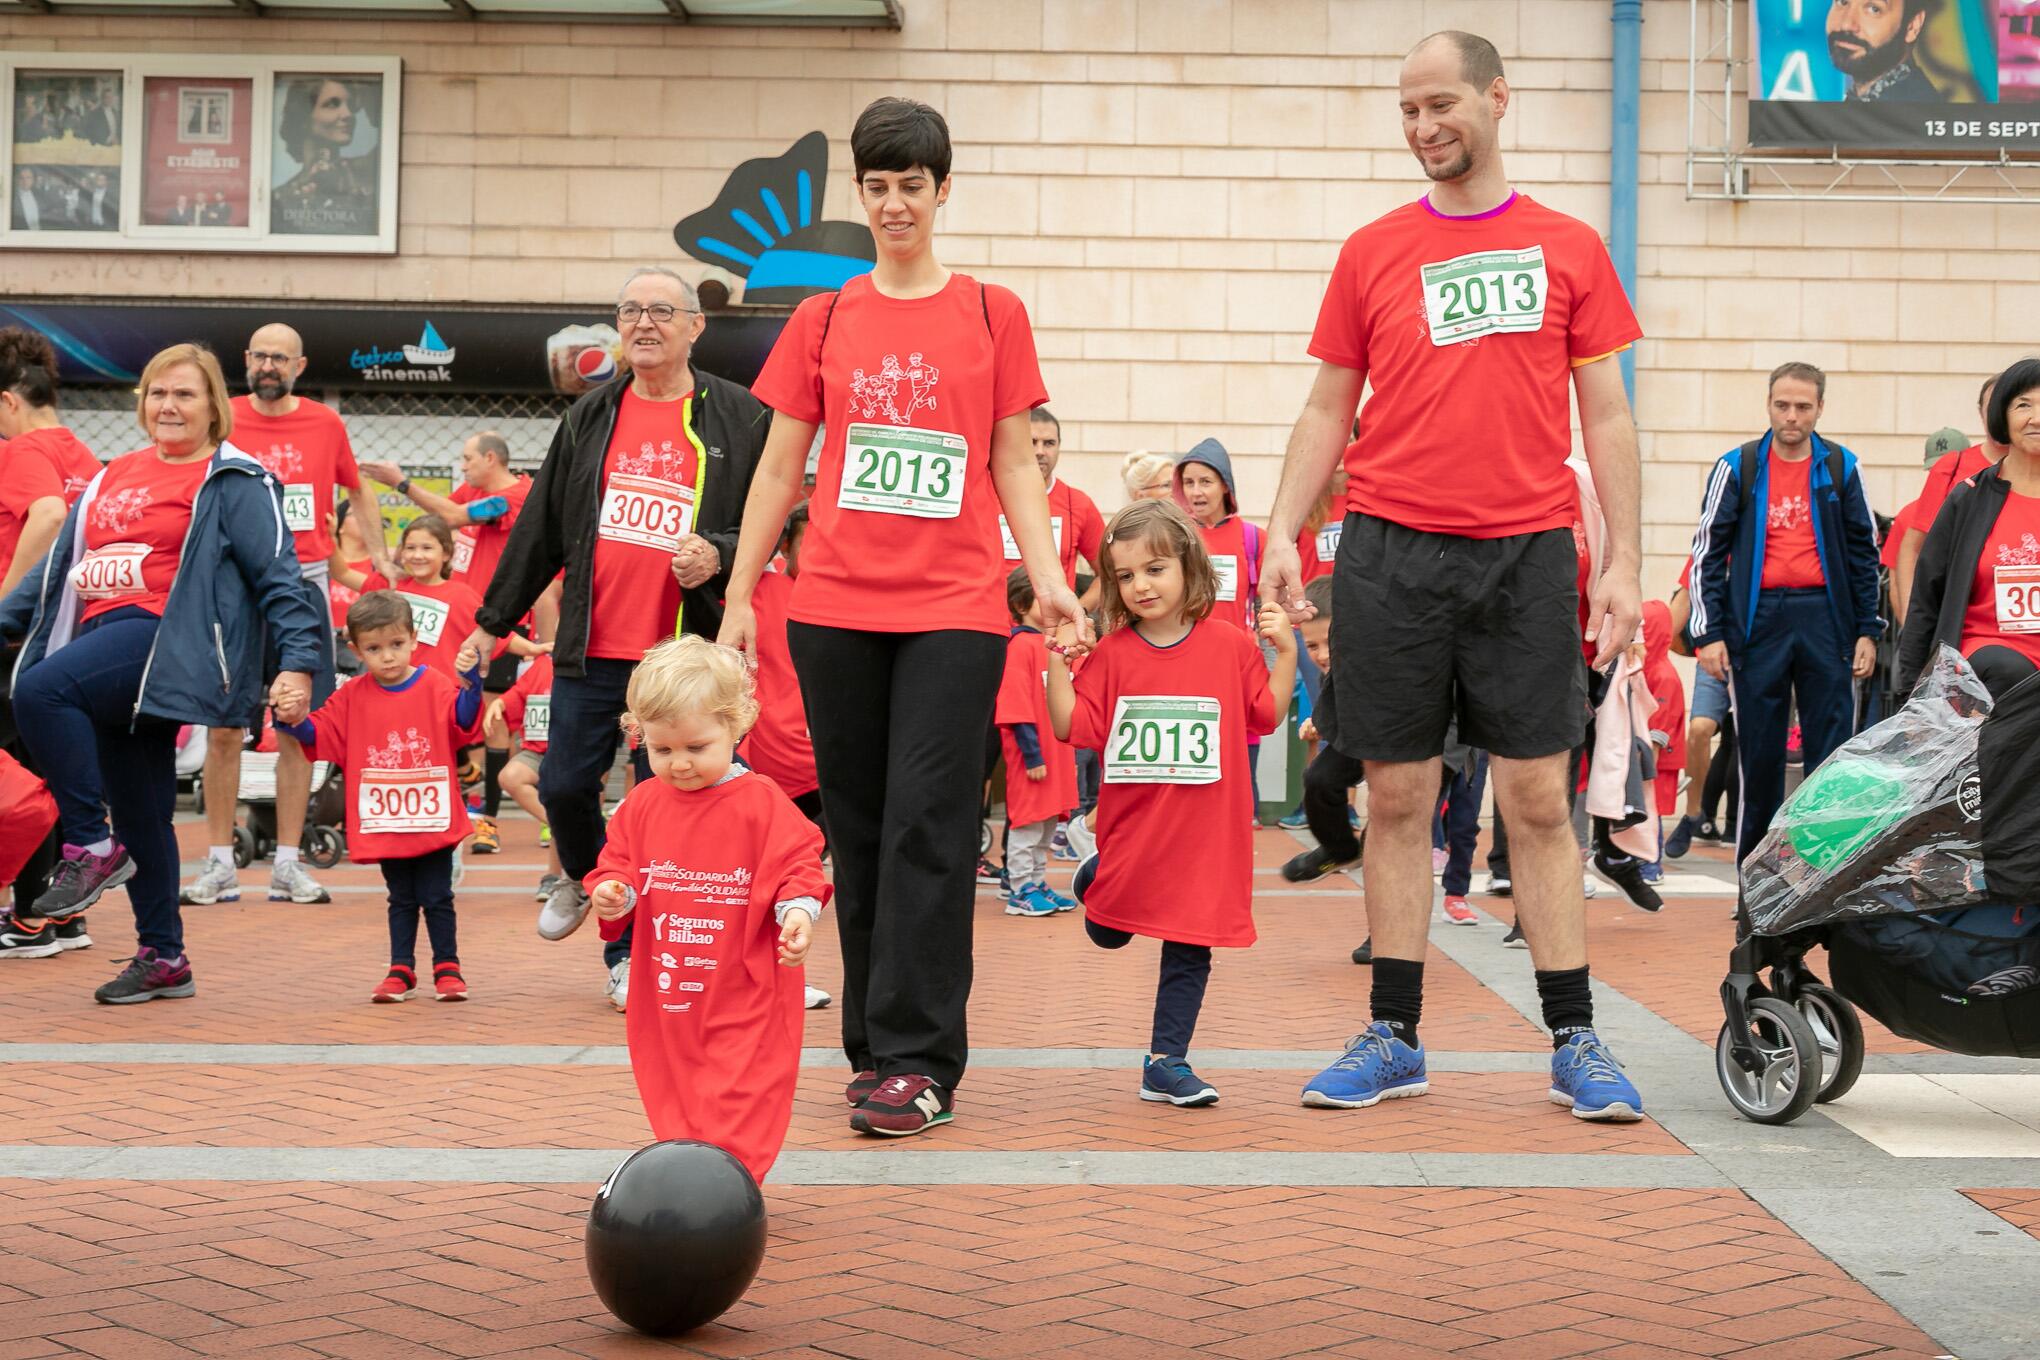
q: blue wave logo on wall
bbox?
[674,132,875,304]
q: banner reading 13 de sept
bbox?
[1750,0,2040,151]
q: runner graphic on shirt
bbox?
[1768,494,1809,532]
[1998,534,2040,568]
[615,439,694,484]
[90,487,153,534]
[849,351,942,424]
[365,727,437,770]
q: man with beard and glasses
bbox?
[182,323,394,908]
[1828,0,1942,101]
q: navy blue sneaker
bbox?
[1300,1022,1428,1108]
[1640,861,1664,885]
[1549,1031,1645,1121]
[1140,1055,1218,1107]
[1662,815,1697,860]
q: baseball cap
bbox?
[1923,427,1967,466]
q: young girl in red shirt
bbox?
[1047,499,1295,1107]
[586,636,831,1183]
[334,515,545,682]
[274,590,485,1002]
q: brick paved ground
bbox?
[3,813,2030,1357]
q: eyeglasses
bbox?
[247,351,297,366]
[616,303,698,325]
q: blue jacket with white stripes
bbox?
[1688,431,1884,658]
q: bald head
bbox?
[246,322,307,405]
[1407,31,1505,92]
[249,322,304,359]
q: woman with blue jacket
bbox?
[0,344,325,1004]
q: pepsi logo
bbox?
[576,346,616,382]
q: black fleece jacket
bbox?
[1897,461,2012,695]
[475,368,770,676]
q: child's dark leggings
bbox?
[383,845,458,968]
[1085,918,1213,1057]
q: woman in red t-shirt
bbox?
[0,327,101,596]
[1899,360,2040,700]
[719,98,1087,1140]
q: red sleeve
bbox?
[749,293,830,424]
[499,685,526,730]
[363,570,391,593]
[1910,455,1967,535]
[1239,630,1279,738]
[332,416,361,492]
[1563,228,1646,359]
[0,446,65,517]
[303,680,352,763]
[1067,645,1114,752]
[1677,556,1692,591]
[993,635,1033,727]
[588,791,641,942]
[1306,236,1369,372]
[760,792,832,914]
[1073,491,1105,567]
[985,284,1050,423]
[1880,504,1914,569]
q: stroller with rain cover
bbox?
[1717,646,2040,1124]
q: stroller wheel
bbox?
[1716,996,1823,1126]
[305,826,345,871]
[231,825,257,871]
[1795,984,1865,1105]
[980,821,993,855]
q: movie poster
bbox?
[140,75,252,227]
[9,70,123,234]
[1750,0,2040,150]
[269,72,384,236]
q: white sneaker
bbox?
[179,859,241,905]
[538,880,590,940]
[268,859,330,904]
[1583,874,1600,900]
[804,985,831,1010]
[606,958,629,1012]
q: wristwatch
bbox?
[396,478,411,495]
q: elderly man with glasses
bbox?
[462,266,771,1011]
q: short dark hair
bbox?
[0,326,58,409]
[472,430,510,464]
[401,513,457,580]
[1415,31,1505,90]
[1030,406,1060,440]
[852,97,951,185]
[1006,566,1036,622]
[1768,361,1827,402]
[1303,576,1335,621]
[1985,358,2040,447]
[347,589,414,640]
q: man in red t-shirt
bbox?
[1689,363,1884,863]
[1894,377,2008,621]
[997,406,1104,608]
[184,323,393,910]
[363,430,550,850]
[1262,32,1649,1121]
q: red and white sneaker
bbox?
[1441,896,1479,926]
[849,1074,952,1137]
[433,962,468,1002]
[372,965,416,1003]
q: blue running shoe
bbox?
[1141,1055,1219,1107]
[1662,814,1696,860]
[1040,884,1078,913]
[1549,1031,1645,1121]
[1004,883,1057,917]
[1300,1022,1428,1108]
[1277,808,1308,829]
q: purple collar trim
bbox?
[1421,191,1518,222]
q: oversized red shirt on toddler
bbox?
[1067,617,1278,948]
[588,770,831,1183]
[295,666,481,863]
[498,654,554,755]
[738,568,815,798]
[996,626,1078,829]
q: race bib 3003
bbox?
[70,543,151,601]
[1420,245,1549,347]
[599,473,697,552]
[358,766,450,834]
[405,593,451,647]
[1994,564,2040,635]
[839,422,968,520]
[523,694,551,744]
[1000,514,1063,561]
[1103,695,1221,785]
[282,483,317,534]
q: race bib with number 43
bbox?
[281,483,317,534]
[839,422,968,520]
[357,766,451,834]
[1104,695,1221,785]
[1420,245,1549,347]
[1995,564,2040,634]
[405,594,451,647]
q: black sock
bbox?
[1369,957,1424,1046]
[483,748,509,818]
[1537,965,1594,1049]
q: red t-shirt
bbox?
[996,627,1079,829]
[451,474,533,597]
[0,426,98,574]
[302,667,478,863]
[74,448,210,624]
[229,396,360,566]
[1308,194,1643,539]
[1297,518,1343,581]
[1912,445,1996,539]
[751,272,1049,635]
[361,572,489,683]
[1196,516,1259,633]
[1067,617,1278,948]
[586,386,698,661]
[999,477,1106,589]
[1881,501,1916,570]
[499,654,554,755]
[1760,453,1826,590]
[329,557,368,630]
[739,568,816,798]
[1959,489,2040,669]
[588,771,830,1184]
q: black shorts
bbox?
[260,567,337,722]
[1329,513,1587,763]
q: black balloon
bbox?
[585,1141,768,1336]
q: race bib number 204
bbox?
[1420,245,1549,347]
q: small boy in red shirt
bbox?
[0,749,72,958]
[587,635,831,1183]
[997,568,1079,917]
[275,590,485,1003]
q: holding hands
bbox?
[269,670,311,724]
[1258,600,1297,653]
[670,535,721,589]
